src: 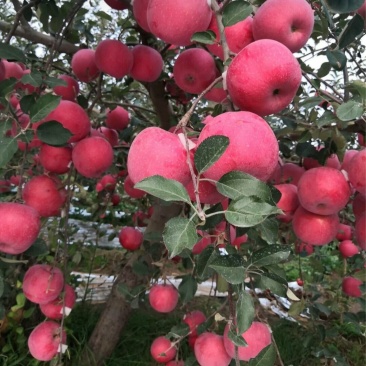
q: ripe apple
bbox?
[356,1,366,20]
[95,39,133,79]
[72,136,114,178]
[23,265,64,304]
[124,175,146,199]
[226,39,301,116]
[297,278,304,286]
[183,310,206,337]
[97,127,119,147]
[342,277,363,298]
[0,202,41,255]
[295,242,314,256]
[147,0,212,46]
[347,149,366,195]
[39,144,72,174]
[297,167,351,215]
[336,223,353,241]
[39,284,76,319]
[269,162,305,186]
[194,332,231,366]
[53,75,79,101]
[223,322,272,361]
[352,193,366,219]
[339,240,359,258]
[133,0,151,32]
[1,60,23,79]
[22,175,66,217]
[166,361,184,366]
[71,49,99,82]
[130,45,163,82]
[196,111,279,182]
[173,48,216,94]
[274,183,299,222]
[340,149,359,172]
[292,206,339,246]
[96,174,117,192]
[28,321,67,361]
[39,100,91,143]
[303,152,341,170]
[127,127,191,185]
[104,0,128,10]
[185,178,224,205]
[149,284,179,313]
[355,212,366,250]
[150,336,176,363]
[105,106,130,131]
[118,227,143,251]
[132,210,149,226]
[252,0,314,53]
[192,232,212,255]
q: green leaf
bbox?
[225,196,281,228]
[0,78,18,97]
[324,0,364,13]
[20,95,36,115]
[336,100,364,121]
[167,323,190,339]
[43,76,68,88]
[236,290,255,334]
[0,136,18,168]
[217,171,272,201]
[0,43,26,62]
[20,70,43,87]
[326,50,347,70]
[248,344,276,366]
[23,238,49,257]
[250,245,291,267]
[0,274,4,298]
[228,327,247,346]
[353,268,366,281]
[299,96,324,109]
[316,110,337,127]
[222,0,253,27]
[191,30,217,45]
[29,94,61,123]
[209,254,246,285]
[163,217,198,258]
[135,176,191,204]
[201,203,225,230]
[94,10,113,21]
[255,272,287,297]
[194,136,229,174]
[196,246,219,280]
[346,80,366,103]
[178,275,197,303]
[288,298,306,316]
[36,121,73,146]
[338,14,364,49]
[317,62,331,78]
[256,218,279,244]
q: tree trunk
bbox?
[80,202,182,366]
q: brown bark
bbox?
[80,202,182,366]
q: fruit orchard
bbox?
[0,0,365,365]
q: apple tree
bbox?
[0,0,365,365]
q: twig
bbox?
[103,100,157,115]
[88,73,104,114]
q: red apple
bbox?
[274,183,299,222]
[2,60,23,79]
[223,322,272,361]
[124,175,146,199]
[196,111,279,182]
[336,224,353,241]
[97,127,119,147]
[53,75,79,101]
[147,0,212,46]
[39,284,76,319]
[133,0,151,32]
[183,310,206,337]
[0,202,41,255]
[105,106,130,131]
[194,332,231,366]
[185,178,224,205]
[104,0,128,10]
[340,149,359,172]
[149,284,179,313]
[39,144,72,174]
[292,206,339,246]
[295,242,314,256]
[356,1,366,20]
[355,212,366,250]
[252,0,314,53]
[71,49,99,82]
[339,240,359,258]
[269,162,305,186]
[150,336,176,363]
[28,321,66,361]
[118,227,143,251]
[96,174,117,192]
[130,45,163,82]
[226,39,301,116]
[347,150,366,195]
[23,265,64,304]
[303,152,341,170]
[342,277,363,298]
[72,136,114,178]
[192,232,212,255]
[352,193,366,219]
[166,361,184,366]
[95,39,133,79]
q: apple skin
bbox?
[342,277,363,298]
[130,45,163,82]
[194,332,232,366]
[124,175,146,199]
[192,232,212,255]
[0,203,41,255]
[352,193,366,219]
[355,212,366,250]
[303,153,341,170]
[71,49,99,82]
[356,1,366,20]
[133,0,151,32]
[39,284,76,320]
[226,39,301,116]
[28,321,67,361]
[297,167,351,215]
[166,361,184,366]
[40,100,91,143]
[183,310,206,337]
[274,184,299,222]
[223,322,272,361]
[185,179,224,205]
[340,150,359,172]
[269,162,305,186]
[149,284,179,313]
[173,48,217,94]
[39,144,72,174]
[97,127,119,147]
[95,39,133,79]
[72,136,114,178]
[336,224,353,241]
[127,127,191,185]
[22,175,66,217]
[118,227,143,251]
[23,265,64,305]
[147,0,212,46]
[1,60,23,79]
[53,75,79,101]
[150,336,176,363]
[96,174,117,192]
[252,0,314,53]
[347,149,366,195]
[295,242,314,256]
[104,0,128,10]
[339,240,359,258]
[105,106,130,131]
[196,111,279,182]
[292,206,339,246]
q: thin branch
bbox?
[103,101,157,115]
